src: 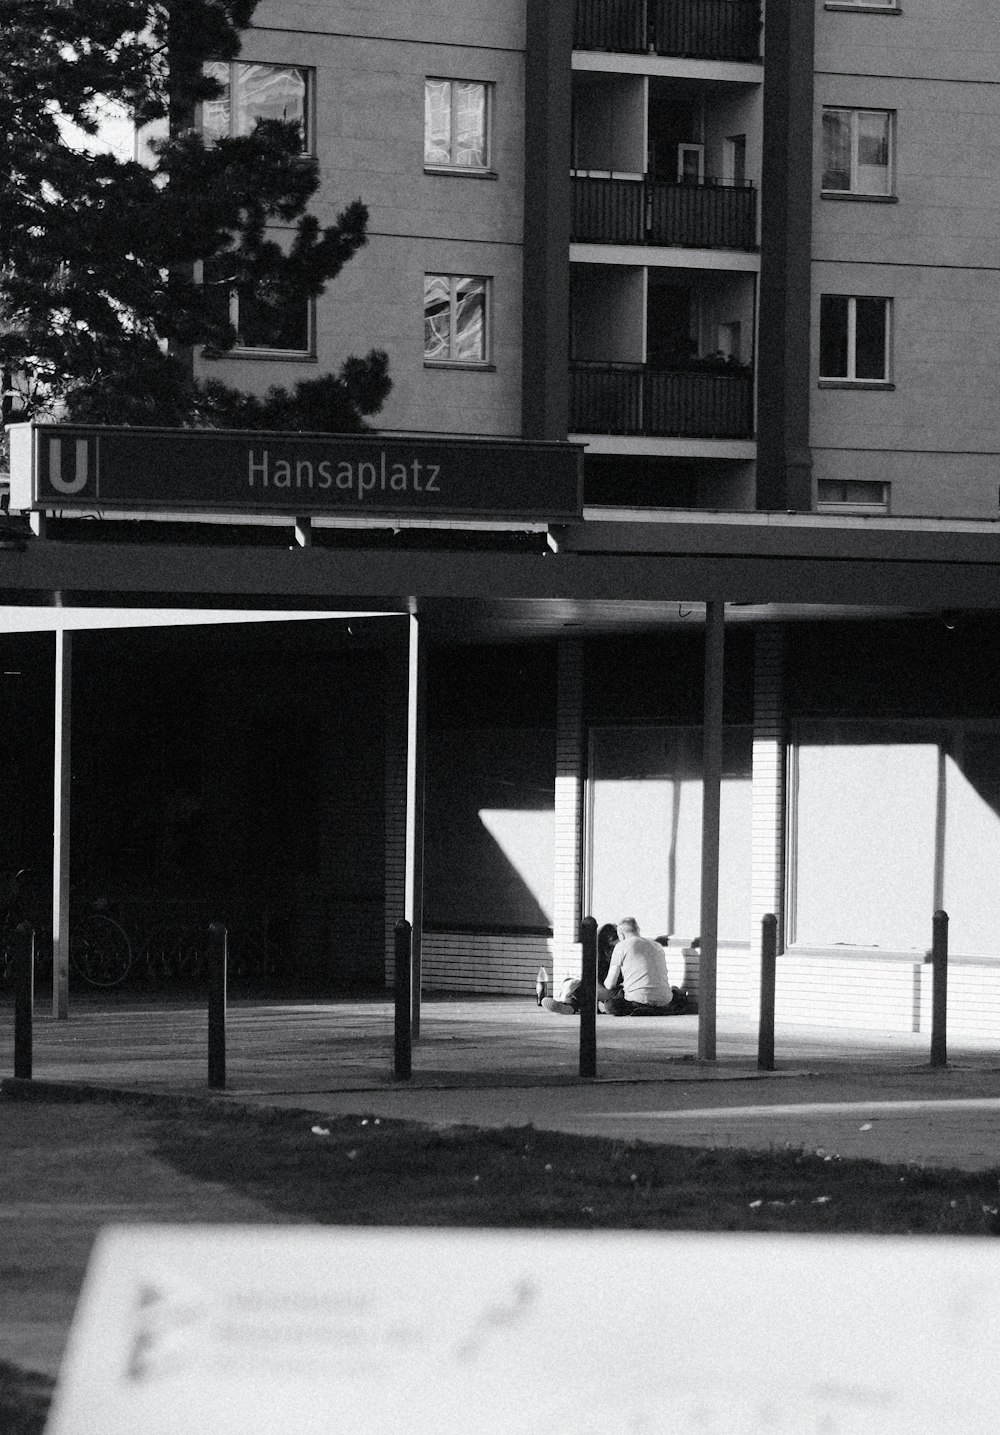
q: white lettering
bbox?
[336,462,353,490]
[317,460,333,489]
[390,462,408,493]
[273,459,292,489]
[295,459,313,489]
[49,437,89,495]
[380,451,387,490]
[410,458,423,492]
[247,449,268,488]
[424,464,440,493]
[357,461,377,499]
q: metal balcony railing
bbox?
[569,362,754,439]
[572,174,757,250]
[574,0,762,63]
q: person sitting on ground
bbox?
[598,918,674,1016]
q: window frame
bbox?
[198,256,315,360]
[423,77,495,176]
[816,479,890,514]
[423,273,492,368]
[824,2,901,12]
[821,106,895,199]
[818,294,893,387]
[200,60,314,153]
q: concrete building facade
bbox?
[7,0,1000,1042]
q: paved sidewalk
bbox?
[3,993,1000,1169]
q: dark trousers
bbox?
[603,993,675,1017]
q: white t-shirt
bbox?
[607,935,672,1005]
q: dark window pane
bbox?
[855,297,887,379]
[819,295,849,377]
[238,283,309,350]
[821,110,851,191]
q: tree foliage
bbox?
[0,0,389,433]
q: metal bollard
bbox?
[206,922,227,1090]
[394,919,412,1081]
[757,913,777,1072]
[930,909,948,1068]
[579,916,598,1079]
[13,922,34,1080]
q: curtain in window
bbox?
[234,64,306,139]
[201,60,231,143]
[453,277,485,361]
[856,111,890,194]
[821,110,851,191]
[454,82,486,167]
[424,274,451,359]
[424,80,452,165]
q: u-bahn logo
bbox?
[43,435,96,497]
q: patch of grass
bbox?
[147,1100,1000,1235]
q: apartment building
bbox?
[9,0,1000,1038]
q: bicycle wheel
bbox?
[70,913,132,988]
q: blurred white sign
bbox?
[45,1226,1000,1434]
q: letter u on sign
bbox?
[47,437,92,496]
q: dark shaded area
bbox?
[787,615,1000,721]
[428,641,557,728]
[426,645,557,928]
[584,629,754,723]
[0,1361,54,1435]
[585,454,700,508]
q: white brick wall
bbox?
[553,640,584,988]
[421,931,555,996]
[750,625,785,997]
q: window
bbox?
[424,275,490,364]
[819,295,891,382]
[202,62,310,150]
[817,479,889,512]
[203,260,311,355]
[424,79,491,170]
[822,108,893,196]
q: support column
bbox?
[383,616,426,1037]
[698,603,724,1060]
[552,640,584,988]
[751,627,786,973]
[52,628,71,1019]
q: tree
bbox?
[0,0,390,436]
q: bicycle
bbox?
[1,869,133,990]
[68,896,132,988]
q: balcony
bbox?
[570,361,754,439]
[574,0,762,63]
[572,174,756,250]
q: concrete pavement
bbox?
[3,993,1000,1169]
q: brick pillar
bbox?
[552,640,584,988]
[751,626,786,967]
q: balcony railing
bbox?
[570,361,754,439]
[572,174,756,250]
[574,0,762,63]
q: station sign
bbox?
[8,423,584,523]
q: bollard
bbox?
[930,909,948,1068]
[394,918,412,1081]
[206,922,227,1090]
[757,913,777,1072]
[579,916,598,1079]
[13,922,34,1080]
